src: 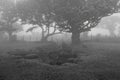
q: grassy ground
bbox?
[0,41,120,80]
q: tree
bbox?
[16,0,62,42]
[26,22,62,42]
[52,0,120,45]
[0,0,20,41]
[2,0,119,44]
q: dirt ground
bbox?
[0,41,120,80]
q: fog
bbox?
[0,0,120,80]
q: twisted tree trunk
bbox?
[71,31,80,45]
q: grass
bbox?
[0,41,120,80]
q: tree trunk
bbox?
[8,32,16,42]
[41,36,48,42]
[41,30,48,42]
[71,31,80,45]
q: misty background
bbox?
[1,13,120,43]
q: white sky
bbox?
[88,13,120,37]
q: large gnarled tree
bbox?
[52,0,120,45]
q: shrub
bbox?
[48,48,78,65]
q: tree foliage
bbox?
[16,0,62,41]
[0,0,119,43]
[51,0,120,44]
[53,0,119,32]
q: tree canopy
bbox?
[0,0,119,43]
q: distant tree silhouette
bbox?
[0,0,21,41]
